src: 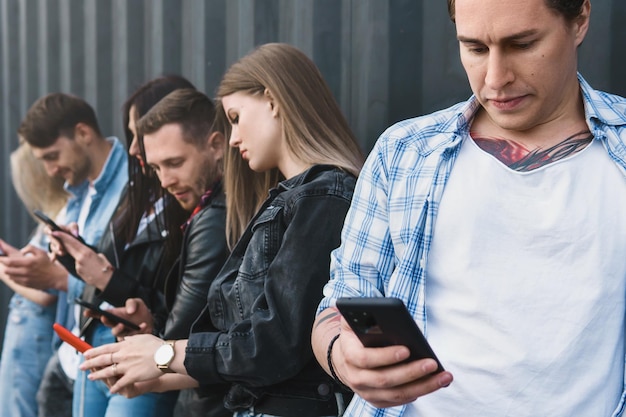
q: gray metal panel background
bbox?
[0,0,625,347]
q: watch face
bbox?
[154,343,175,365]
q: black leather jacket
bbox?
[97,209,171,309]
[184,165,356,413]
[79,196,176,335]
[161,186,229,339]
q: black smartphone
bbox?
[336,297,444,372]
[74,297,140,331]
[33,209,63,231]
[33,209,87,246]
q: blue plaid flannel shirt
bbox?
[319,74,626,417]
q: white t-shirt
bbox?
[409,138,626,416]
[58,184,97,380]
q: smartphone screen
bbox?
[336,297,444,372]
[74,298,140,330]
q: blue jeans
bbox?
[0,294,56,417]
[73,323,177,417]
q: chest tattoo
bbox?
[472,131,593,172]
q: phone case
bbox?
[336,297,444,372]
[53,323,93,353]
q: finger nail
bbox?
[439,373,453,387]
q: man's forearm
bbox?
[311,307,342,376]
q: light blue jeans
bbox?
[0,294,56,417]
[73,323,177,417]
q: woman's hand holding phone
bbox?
[49,229,115,289]
[93,298,154,338]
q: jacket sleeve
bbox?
[185,186,353,386]
[163,204,229,339]
[98,268,144,307]
[96,226,169,309]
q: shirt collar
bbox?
[64,137,126,195]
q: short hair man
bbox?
[313,1,626,416]
[124,88,230,416]
[1,92,128,417]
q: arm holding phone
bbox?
[0,239,58,306]
[311,304,453,409]
[48,227,115,291]
[0,239,69,292]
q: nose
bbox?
[128,136,143,164]
[43,161,59,178]
[484,50,514,90]
[158,168,176,190]
[229,126,240,147]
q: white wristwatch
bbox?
[154,340,176,373]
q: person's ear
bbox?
[73,123,92,145]
[573,0,591,47]
[264,88,279,118]
[207,131,225,162]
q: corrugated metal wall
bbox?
[1,0,625,347]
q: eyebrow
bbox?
[458,29,539,44]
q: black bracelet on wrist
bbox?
[327,333,351,392]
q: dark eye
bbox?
[469,46,487,54]
[231,115,239,125]
[513,42,533,50]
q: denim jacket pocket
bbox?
[235,205,284,318]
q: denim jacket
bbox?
[185,165,356,411]
[53,137,128,346]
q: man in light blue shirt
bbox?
[313,0,626,416]
[4,93,127,417]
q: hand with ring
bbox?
[81,334,167,394]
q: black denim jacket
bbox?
[185,165,356,410]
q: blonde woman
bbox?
[0,141,68,417]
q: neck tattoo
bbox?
[472,131,593,172]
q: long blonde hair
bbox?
[217,43,364,247]
[11,140,69,224]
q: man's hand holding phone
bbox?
[313,301,454,409]
[333,312,452,408]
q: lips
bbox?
[170,189,189,200]
[488,95,527,111]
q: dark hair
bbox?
[447,0,586,22]
[18,93,101,148]
[136,89,216,149]
[115,75,195,247]
[114,75,195,261]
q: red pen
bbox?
[53,323,93,353]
